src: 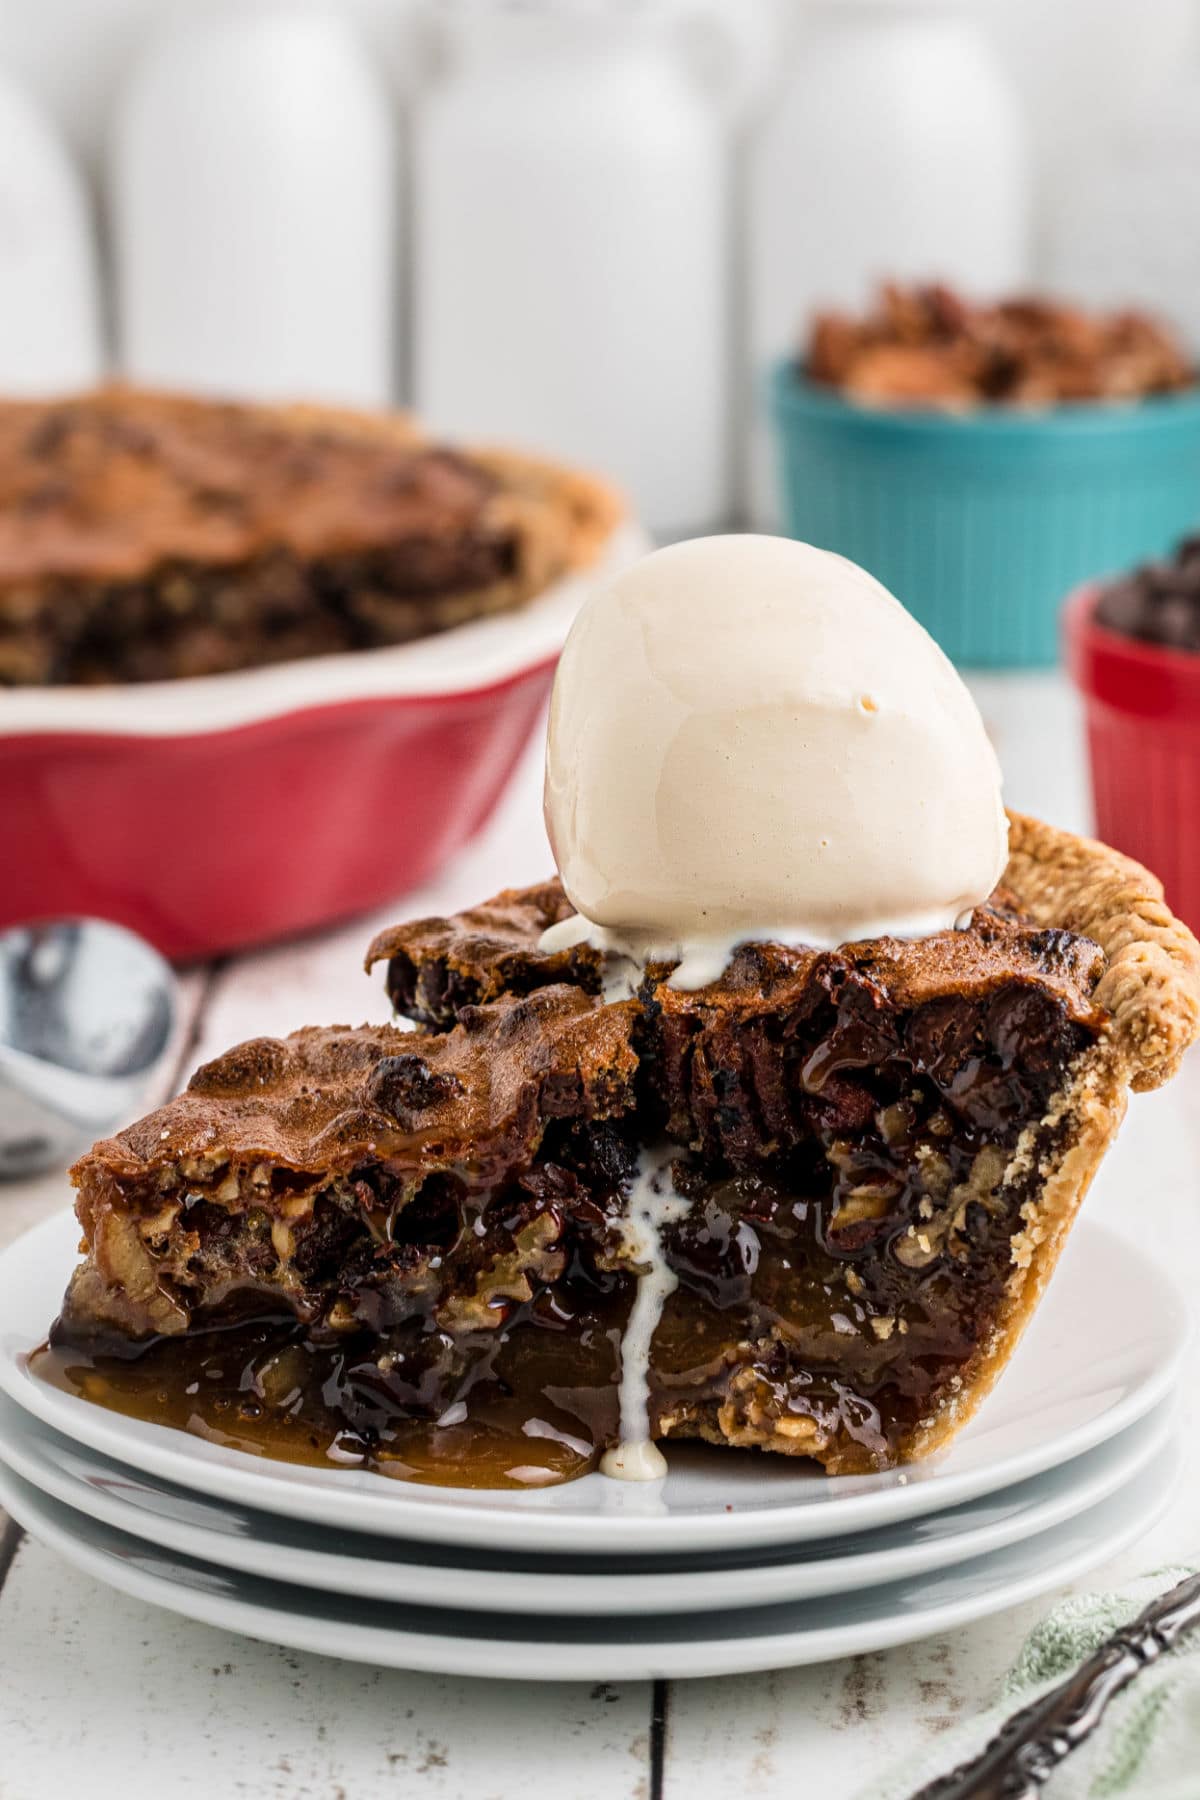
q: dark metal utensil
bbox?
[0,919,176,1178]
[909,1569,1200,1799]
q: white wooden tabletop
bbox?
[1,675,1196,1800]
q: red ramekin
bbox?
[1065,581,1200,935]
[1,523,643,963]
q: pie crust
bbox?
[896,812,1200,1462]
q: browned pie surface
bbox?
[82,989,639,1194]
[0,387,622,685]
[366,876,1106,1032]
[0,389,484,583]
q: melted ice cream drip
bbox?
[600,1141,692,1482]
[540,908,980,1000]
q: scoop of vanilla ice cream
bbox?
[543,534,1008,978]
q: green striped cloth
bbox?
[866,1565,1200,1799]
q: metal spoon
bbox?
[908,1569,1200,1798]
[0,919,177,1179]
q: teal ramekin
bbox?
[769,363,1200,667]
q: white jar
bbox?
[413,3,731,537]
[746,0,1031,525]
[110,6,398,407]
[1046,4,1200,352]
[0,69,102,392]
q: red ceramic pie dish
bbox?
[2,523,641,963]
[1065,580,1200,936]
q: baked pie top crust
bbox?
[368,813,1200,1093]
[0,387,623,685]
[0,386,621,586]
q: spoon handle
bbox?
[907,1569,1200,1800]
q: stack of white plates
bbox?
[0,1209,1187,1681]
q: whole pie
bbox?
[0,386,621,685]
[46,813,1199,1480]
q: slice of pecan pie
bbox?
[47,815,1199,1480]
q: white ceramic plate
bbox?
[1,1210,1187,1556]
[0,1392,1171,1617]
[0,1451,1176,1681]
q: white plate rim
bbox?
[0,1393,1173,1617]
[1,1208,1188,1556]
[0,1452,1177,1682]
